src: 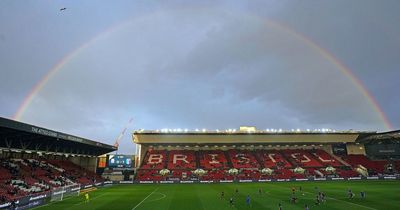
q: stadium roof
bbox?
[133,129,378,145]
[0,117,116,156]
[359,129,400,144]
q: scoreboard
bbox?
[108,155,132,168]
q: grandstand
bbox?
[0,117,116,209]
[1,117,399,209]
[133,127,400,183]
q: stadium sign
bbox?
[180,180,194,183]
[52,190,67,195]
[219,180,233,183]
[17,200,45,210]
[277,179,290,182]
[31,127,58,137]
[0,193,49,210]
[71,187,81,191]
[331,177,345,180]
[258,179,272,182]
[29,194,47,201]
[31,126,86,143]
[160,181,175,184]
[383,176,396,180]
[138,181,152,184]
[0,203,11,209]
[129,175,400,186]
[366,177,379,180]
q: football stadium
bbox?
[0,118,399,210]
[1,1,400,210]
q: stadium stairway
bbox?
[280,151,298,167]
[223,150,234,168]
[312,168,324,177]
[329,153,351,166]
[139,150,149,169]
[310,150,342,167]
[164,150,170,169]
[195,151,201,168]
[252,150,265,167]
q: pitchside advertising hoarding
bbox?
[131,175,400,184]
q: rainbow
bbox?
[13,9,393,130]
[265,20,393,130]
[12,20,132,121]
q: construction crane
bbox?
[113,117,133,149]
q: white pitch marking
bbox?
[145,192,166,202]
[131,188,159,210]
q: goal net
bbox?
[50,184,81,202]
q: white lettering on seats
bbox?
[268,154,276,163]
[173,154,189,164]
[208,154,220,164]
[317,156,334,162]
[291,153,311,163]
[236,154,250,164]
[148,154,163,164]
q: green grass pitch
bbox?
[35,181,400,210]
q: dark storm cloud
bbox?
[0,1,399,153]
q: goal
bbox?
[50,184,81,202]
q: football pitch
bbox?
[36,181,400,210]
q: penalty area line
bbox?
[131,187,159,210]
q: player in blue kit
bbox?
[246,195,251,207]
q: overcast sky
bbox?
[0,0,399,154]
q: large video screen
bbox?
[108,155,132,168]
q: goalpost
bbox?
[50,184,81,202]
